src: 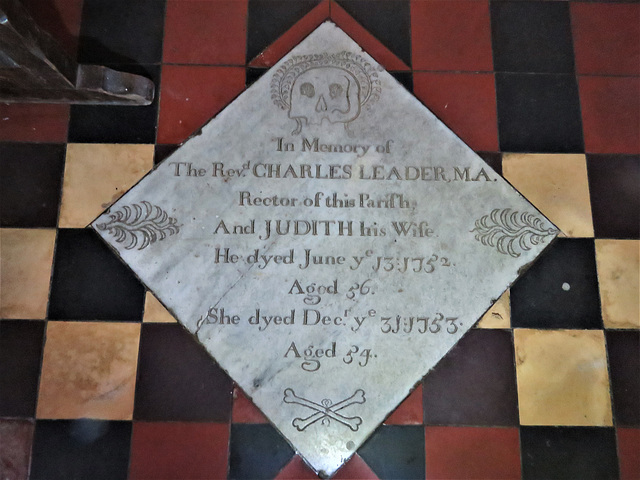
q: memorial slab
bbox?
[91,22,558,477]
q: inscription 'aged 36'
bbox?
[92,22,557,477]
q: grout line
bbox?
[565,0,587,154]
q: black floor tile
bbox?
[496,72,584,153]
[477,151,502,176]
[423,329,519,426]
[587,154,640,239]
[30,419,131,480]
[246,67,267,88]
[48,229,145,321]
[390,71,413,93]
[0,143,65,228]
[337,0,412,67]
[228,424,294,480]
[134,324,233,421]
[358,425,425,480]
[78,0,165,65]
[606,331,640,427]
[511,238,602,329]
[490,1,575,74]
[68,64,160,144]
[246,0,322,62]
[520,426,619,480]
[153,144,179,165]
[0,321,45,417]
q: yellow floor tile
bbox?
[595,240,640,329]
[477,290,510,328]
[37,321,141,420]
[58,144,154,228]
[514,329,612,426]
[503,153,594,238]
[143,291,177,323]
[0,229,56,319]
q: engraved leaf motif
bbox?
[96,201,180,250]
[471,208,557,258]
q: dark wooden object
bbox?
[0,0,154,105]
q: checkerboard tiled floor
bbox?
[1,1,638,479]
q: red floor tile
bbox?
[231,386,268,423]
[249,0,330,67]
[274,452,379,479]
[157,65,245,144]
[129,422,229,480]
[333,454,379,480]
[618,428,640,480]
[274,455,320,480]
[385,384,423,425]
[22,0,83,56]
[330,2,410,72]
[0,104,69,142]
[571,4,640,76]
[0,419,34,480]
[580,76,640,154]
[163,0,247,65]
[425,426,521,480]
[411,0,493,72]
[414,72,498,151]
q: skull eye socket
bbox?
[329,83,344,99]
[300,82,315,98]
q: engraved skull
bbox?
[289,67,361,132]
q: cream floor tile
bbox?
[59,144,154,228]
[514,329,612,426]
[503,154,594,238]
[477,290,510,328]
[0,229,56,319]
[596,240,640,329]
[37,321,141,420]
[143,291,177,323]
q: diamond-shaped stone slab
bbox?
[91,22,558,477]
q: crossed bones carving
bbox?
[283,388,366,432]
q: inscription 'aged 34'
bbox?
[92,22,557,477]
